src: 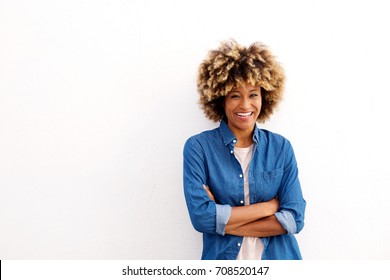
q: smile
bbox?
[236,112,253,117]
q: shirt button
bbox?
[239,174,243,178]
[230,150,233,154]
[233,140,237,143]
[237,243,241,247]
[240,200,244,204]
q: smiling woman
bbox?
[183,39,306,260]
[197,39,285,123]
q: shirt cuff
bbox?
[275,210,297,234]
[215,204,232,235]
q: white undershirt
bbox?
[234,144,264,260]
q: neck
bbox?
[235,136,254,147]
[229,126,254,148]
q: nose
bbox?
[239,96,251,109]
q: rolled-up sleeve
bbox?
[275,210,297,234]
[215,204,232,235]
[183,137,230,235]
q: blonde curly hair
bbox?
[197,39,285,123]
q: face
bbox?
[223,84,262,135]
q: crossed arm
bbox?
[204,186,286,237]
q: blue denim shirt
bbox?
[183,120,306,260]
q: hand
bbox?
[203,185,215,201]
[265,197,280,215]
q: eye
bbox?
[249,92,259,98]
[229,93,240,99]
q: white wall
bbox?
[1,0,389,259]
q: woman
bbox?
[183,39,306,260]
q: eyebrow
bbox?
[230,87,260,92]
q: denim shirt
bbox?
[183,120,306,260]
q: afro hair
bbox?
[197,39,285,123]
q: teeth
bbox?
[237,112,252,117]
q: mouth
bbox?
[236,112,253,117]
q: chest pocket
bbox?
[260,168,284,200]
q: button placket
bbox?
[230,139,237,154]
[231,139,245,207]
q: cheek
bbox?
[256,100,262,110]
[254,100,262,116]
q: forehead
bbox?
[230,83,260,91]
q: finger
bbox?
[203,185,215,201]
[204,186,212,195]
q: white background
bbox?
[0,0,389,260]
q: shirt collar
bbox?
[219,118,260,146]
